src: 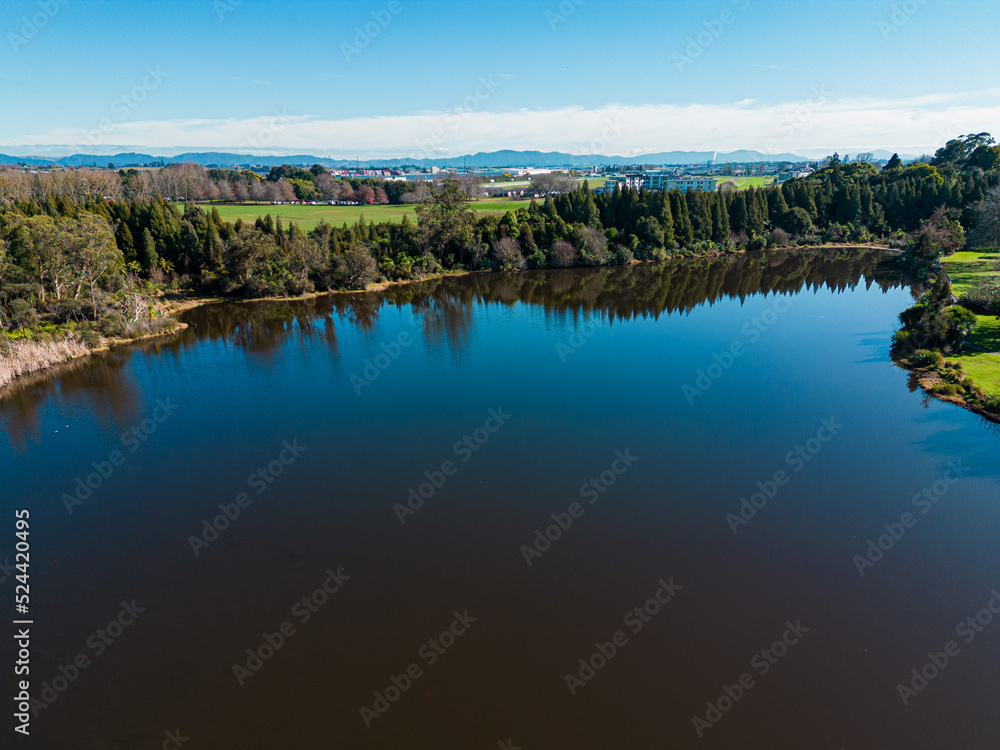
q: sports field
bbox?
[181,197,529,230]
[713,176,776,190]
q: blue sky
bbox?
[2,0,999,158]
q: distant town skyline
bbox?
[3,0,999,158]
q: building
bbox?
[602,173,717,193]
[644,174,717,192]
[776,170,814,183]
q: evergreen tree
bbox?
[582,191,600,227]
[711,194,730,243]
[767,189,789,225]
[140,227,159,272]
[670,191,694,247]
[731,193,748,235]
[117,223,135,264]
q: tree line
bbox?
[0,134,997,350]
[0,162,481,206]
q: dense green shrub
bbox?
[77,327,102,348]
[910,350,943,367]
[98,312,125,338]
[958,277,1000,315]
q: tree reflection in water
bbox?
[1,249,913,450]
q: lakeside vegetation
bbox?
[888,137,1000,418]
[1,133,999,408]
[936,249,1000,399]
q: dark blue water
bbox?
[2,250,998,749]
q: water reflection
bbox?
[1,248,912,448]
[0,349,141,450]
[181,248,910,350]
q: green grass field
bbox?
[712,176,776,190]
[181,197,530,230]
[180,178,605,230]
[942,250,998,294]
[941,249,1000,396]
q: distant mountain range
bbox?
[0,148,821,169]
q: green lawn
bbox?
[940,249,1000,395]
[712,176,776,190]
[950,350,1000,397]
[178,178,608,230]
[179,197,528,230]
[942,249,998,294]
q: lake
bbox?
[2,248,999,749]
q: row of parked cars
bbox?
[268,200,366,206]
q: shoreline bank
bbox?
[0,244,901,399]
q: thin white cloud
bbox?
[5,90,1000,159]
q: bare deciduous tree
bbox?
[489,237,525,270]
[314,173,338,201]
[549,240,579,268]
[400,183,431,204]
[249,179,268,204]
[531,172,577,195]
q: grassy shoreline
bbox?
[941,249,1000,401]
[890,249,1000,423]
